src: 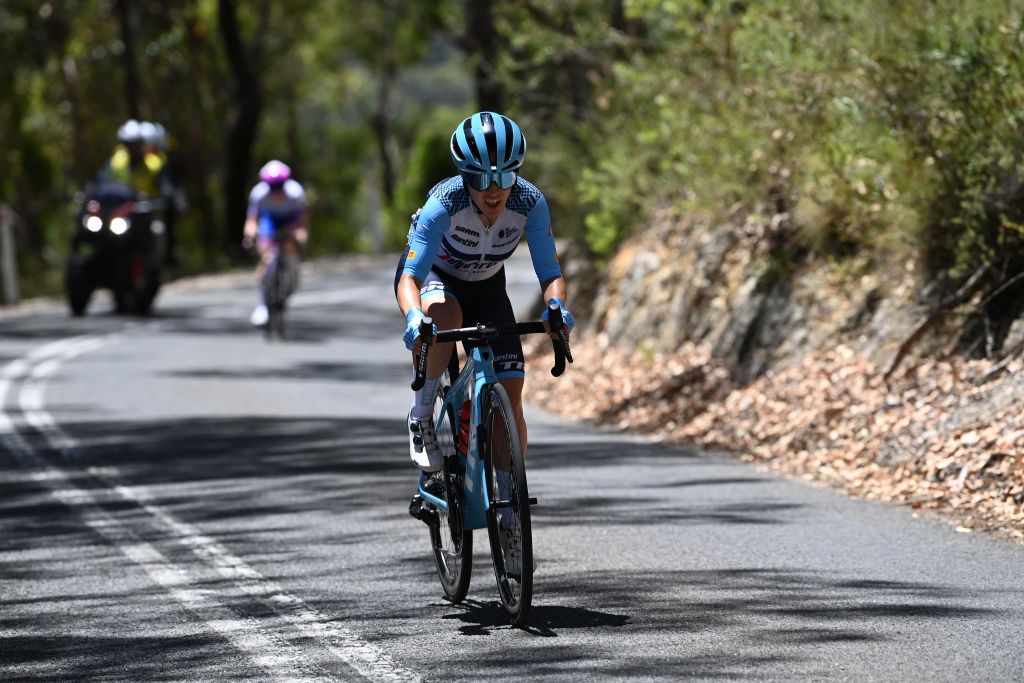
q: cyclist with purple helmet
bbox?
[243,160,308,326]
[395,112,575,476]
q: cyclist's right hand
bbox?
[404,307,437,351]
[241,235,255,251]
[542,297,576,334]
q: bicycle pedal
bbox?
[408,494,439,529]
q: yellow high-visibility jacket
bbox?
[105,145,166,197]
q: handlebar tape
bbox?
[410,316,433,391]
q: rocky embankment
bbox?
[529,208,1024,542]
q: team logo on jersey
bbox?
[441,257,492,272]
[407,249,417,259]
[454,225,480,238]
[494,238,519,249]
[450,233,479,247]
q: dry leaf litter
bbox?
[526,335,1024,542]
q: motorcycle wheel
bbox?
[134,268,161,315]
[65,259,92,317]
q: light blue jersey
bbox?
[403,176,562,284]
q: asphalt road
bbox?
[2,255,1023,681]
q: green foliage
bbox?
[1,0,475,298]
[386,108,461,250]
[540,0,1024,304]
[6,0,1024,335]
[861,2,1024,278]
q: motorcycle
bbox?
[65,182,167,316]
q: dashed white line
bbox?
[2,332,420,682]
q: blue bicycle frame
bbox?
[416,344,497,530]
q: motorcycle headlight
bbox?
[110,217,130,235]
[85,215,103,232]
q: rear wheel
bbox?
[483,382,533,627]
[429,390,473,602]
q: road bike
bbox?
[245,231,300,340]
[262,242,299,340]
[409,303,572,627]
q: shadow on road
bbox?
[433,565,1004,677]
[0,412,1015,679]
[440,596,630,637]
[168,360,410,384]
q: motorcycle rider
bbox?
[242,160,308,326]
[101,119,173,201]
[139,121,180,266]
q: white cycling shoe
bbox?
[408,413,442,472]
[249,304,269,326]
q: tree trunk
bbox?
[115,0,143,119]
[218,0,265,247]
[180,6,219,250]
[464,0,504,111]
[285,78,302,180]
[372,53,397,206]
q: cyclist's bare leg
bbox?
[254,239,275,281]
[418,295,462,378]
[280,235,300,256]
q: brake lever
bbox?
[410,316,434,390]
[558,325,574,365]
[547,303,569,377]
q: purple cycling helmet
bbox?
[259,160,291,186]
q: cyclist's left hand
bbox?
[542,297,575,334]
[403,307,437,351]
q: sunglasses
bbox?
[461,171,517,191]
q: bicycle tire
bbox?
[482,382,533,627]
[263,255,285,340]
[428,391,473,602]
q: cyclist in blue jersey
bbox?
[395,112,575,478]
[242,160,308,326]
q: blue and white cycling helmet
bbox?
[450,112,526,191]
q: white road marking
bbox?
[2,332,421,682]
[196,284,383,319]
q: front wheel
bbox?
[134,267,161,315]
[428,391,473,602]
[262,254,291,340]
[483,382,533,627]
[65,258,92,317]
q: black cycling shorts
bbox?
[394,251,525,379]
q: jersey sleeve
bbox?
[523,195,562,283]
[246,184,263,218]
[403,195,451,282]
[287,180,308,208]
